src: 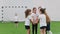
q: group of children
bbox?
[25,7,52,34]
[13,6,52,34]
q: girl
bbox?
[39,8,47,34]
[14,13,19,28]
[44,11,52,34]
[38,7,52,34]
[31,7,39,34]
[25,9,33,34]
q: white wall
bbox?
[0,0,60,21]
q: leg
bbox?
[15,23,18,28]
[35,24,38,34]
[43,28,46,34]
[32,24,34,34]
[40,29,44,34]
[46,29,47,34]
[46,31,47,34]
[27,29,30,34]
[47,23,52,34]
[25,26,30,34]
[15,22,18,28]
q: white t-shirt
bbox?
[25,15,31,26]
[39,14,47,27]
[14,16,18,21]
[31,13,39,23]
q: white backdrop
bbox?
[0,0,60,21]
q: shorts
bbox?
[25,26,30,29]
[46,22,50,31]
[40,26,47,29]
[14,21,18,23]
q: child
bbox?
[38,7,52,34]
[39,8,47,34]
[14,13,19,28]
[31,7,39,34]
[25,9,33,34]
[44,11,52,34]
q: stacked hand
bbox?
[32,20,38,25]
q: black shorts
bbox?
[14,21,18,23]
[25,26,30,29]
[40,26,47,29]
[46,22,50,31]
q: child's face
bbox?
[33,9,37,13]
[39,11,42,14]
[38,7,42,11]
[38,8,41,12]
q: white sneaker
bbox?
[48,31,52,34]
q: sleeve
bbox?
[28,15,32,20]
[38,15,40,19]
[36,14,39,17]
[29,13,34,19]
[31,13,34,17]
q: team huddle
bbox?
[25,7,52,34]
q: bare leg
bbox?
[40,29,44,34]
[27,29,30,34]
[15,23,18,28]
[43,28,46,34]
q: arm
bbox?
[35,16,39,24]
[29,16,34,23]
[30,16,34,23]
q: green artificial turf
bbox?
[0,21,60,34]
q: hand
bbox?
[35,22,38,24]
[32,22,36,25]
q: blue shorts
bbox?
[46,22,50,31]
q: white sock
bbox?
[48,31,52,34]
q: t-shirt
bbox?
[39,14,47,27]
[14,16,18,21]
[31,13,39,23]
[25,15,31,26]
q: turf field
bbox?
[0,21,60,34]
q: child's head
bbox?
[38,6,42,9]
[38,6,42,11]
[39,8,46,14]
[33,7,37,13]
[15,13,17,16]
[25,9,31,18]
